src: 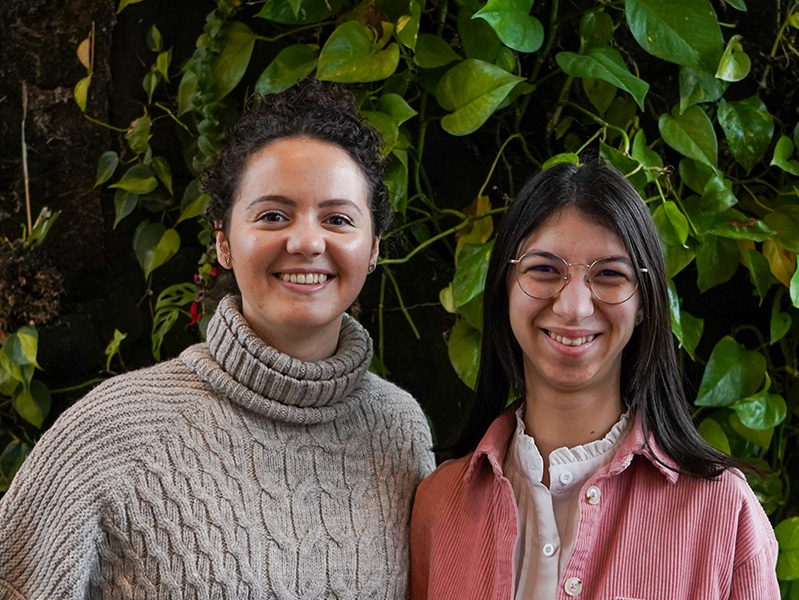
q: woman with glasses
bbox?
[410,159,778,599]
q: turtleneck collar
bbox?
[181,295,373,424]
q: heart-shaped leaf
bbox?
[317,22,399,82]
[556,46,649,110]
[109,165,158,195]
[696,336,766,407]
[696,234,739,292]
[255,44,319,96]
[95,151,119,188]
[659,105,717,168]
[212,22,256,100]
[414,34,461,68]
[448,319,482,389]
[473,0,544,53]
[717,96,774,174]
[715,34,750,82]
[678,67,726,113]
[133,221,181,279]
[436,59,524,135]
[771,135,799,176]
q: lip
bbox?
[541,328,601,352]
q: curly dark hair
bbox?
[202,78,391,237]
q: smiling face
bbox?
[216,136,379,360]
[508,206,641,399]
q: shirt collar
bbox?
[465,407,680,485]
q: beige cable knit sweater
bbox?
[0,296,434,599]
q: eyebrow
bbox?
[245,195,363,215]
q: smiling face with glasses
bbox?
[507,206,645,399]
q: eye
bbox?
[326,213,355,227]
[257,210,287,223]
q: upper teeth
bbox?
[547,331,597,346]
[279,273,328,284]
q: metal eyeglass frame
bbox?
[508,251,648,305]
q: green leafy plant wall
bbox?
[2,0,799,592]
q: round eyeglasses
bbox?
[508,251,647,305]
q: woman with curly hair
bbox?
[0,79,434,599]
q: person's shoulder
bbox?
[360,371,425,415]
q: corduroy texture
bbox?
[410,408,779,600]
[0,296,434,599]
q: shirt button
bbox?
[564,576,583,596]
[586,486,601,505]
[542,543,556,557]
[559,471,574,485]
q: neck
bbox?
[523,384,624,487]
[244,314,342,362]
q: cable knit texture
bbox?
[0,296,434,600]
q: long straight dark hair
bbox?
[450,159,740,479]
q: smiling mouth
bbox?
[277,273,330,285]
[544,330,599,347]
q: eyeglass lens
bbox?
[515,252,639,304]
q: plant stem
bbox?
[760,1,799,88]
[21,81,32,235]
[478,133,520,198]
[383,265,421,339]
[155,102,192,134]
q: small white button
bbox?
[586,486,601,505]
[542,543,556,556]
[559,471,574,485]
[564,576,583,596]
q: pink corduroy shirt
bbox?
[410,408,779,600]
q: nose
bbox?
[285,220,326,256]
[551,273,595,321]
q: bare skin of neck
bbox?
[523,380,624,488]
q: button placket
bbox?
[559,470,574,485]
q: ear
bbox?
[635,309,643,326]
[369,236,381,269]
[215,225,232,269]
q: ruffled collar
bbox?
[181,295,373,424]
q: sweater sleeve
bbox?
[0,377,164,599]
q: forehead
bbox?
[236,136,369,203]
[518,207,628,258]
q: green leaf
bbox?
[717,96,774,174]
[147,24,163,52]
[74,75,91,112]
[667,281,703,359]
[598,142,647,192]
[631,130,663,182]
[414,34,461,68]
[117,0,144,13]
[695,336,766,407]
[771,135,799,176]
[126,114,152,155]
[317,23,399,82]
[13,380,50,428]
[679,158,714,194]
[453,240,494,306]
[726,0,746,10]
[4,327,39,367]
[732,390,787,430]
[770,292,791,344]
[579,10,614,49]
[624,0,723,72]
[176,179,210,225]
[541,153,581,169]
[94,151,119,188]
[448,319,482,389]
[104,329,128,371]
[212,22,256,100]
[255,44,318,96]
[142,70,159,104]
[458,8,501,63]
[745,249,774,305]
[151,156,173,195]
[764,205,799,249]
[582,78,617,115]
[113,190,138,229]
[436,59,524,136]
[653,201,689,246]
[663,238,695,278]
[109,165,158,195]
[698,417,731,454]
[177,70,198,116]
[659,105,717,168]
[133,221,181,279]
[700,174,736,215]
[362,110,399,153]
[0,441,31,493]
[397,0,422,50]
[678,67,726,113]
[156,49,172,81]
[256,0,346,24]
[473,0,544,53]
[775,517,799,580]
[715,34,750,82]
[729,414,773,451]
[376,94,417,125]
[791,255,799,309]
[386,152,409,214]
[696,234,739,292]
[556,47,649,110]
